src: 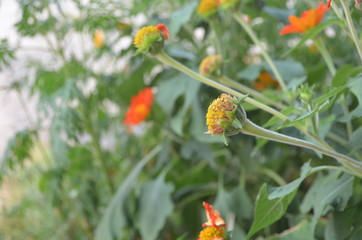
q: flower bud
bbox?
[133,24,169,55]
[206,94,245,135]
[199,55,222,77]
[197,0,219,18]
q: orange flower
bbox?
[279,3,329,35]
[253,72,279,91]
[197,202,227,240]
[202,202,226,228]
[93,30,105,48]
[124,88,154,127]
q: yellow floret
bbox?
[206,94,236,135]
[198,226,226,240]
[199,55,222,77]
[197,0,219,17]
[133,26,160,47]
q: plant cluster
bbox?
[1,0,362,239]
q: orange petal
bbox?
[289,15,307,32]
[202,202,226,228]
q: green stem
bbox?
[314,37,354,140]
[340,0,362,62]
[232,12,288,93]
[313,37,336,75]
[241,119,362,178]
[310,165,357,176]
[257,167,287,186]
[155,52,286,120]
[218,75,286,109]
[154,52,362,168]
[83,110,115,194]
[209,18,223,57]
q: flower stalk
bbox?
[232,12,288,93]
[339,0,362,61]
[313,37,336,75]
[205,94,362,178]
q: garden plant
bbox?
[1,0,362,239]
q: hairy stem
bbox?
[241,119,362,178]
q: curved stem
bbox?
[257,167,287,186]
[154,51,362,169]
[232,12,288,93]
[340,0,362,62]
[155,52,286,120]
[218,75,286,109]
[313,37,336,75]
[241,119,362,178]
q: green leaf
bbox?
[265,60,306,86]
[314,86,346,106]
[268,162,312,199]
[277,220,314,240]
[332,65,353,87]
[214,187,253,219]
[300,172,354,232]
[156,74,201,136]
[263,107,301,128]
[282,18,344,57]
[324,207,356,240]
[246,184,297,239]
[339,76,362,122]
[169,2,197,36]
[1,129,37,178]
[95,145,162,240]
[137,174,174,240]
[348,126,362,152]
[281,100,329,128]
[237,64,262,81]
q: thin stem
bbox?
[218,75,286,109]
[209,18,223,57]
[232,12,288,93]
[85,116,115,194]
[155,52,287,120]
[340,0,362,61]
[310,165,357,176]
[241,119,362,178]
[313,37,336,75]
[257,167,287,186]
[341,95,353,139]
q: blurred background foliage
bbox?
[1,0,362,239]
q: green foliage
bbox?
[1,0,362,239]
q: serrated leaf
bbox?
[169,2,197,36]
[246,184,297,239]
[300,172,354,232]
[281,100,329,128]
[348,126,362,152]
[95,145,162,240]
[137,174,174,240]
[268,162,312,199]
[282,18,344,57]
[314,86,346,106]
